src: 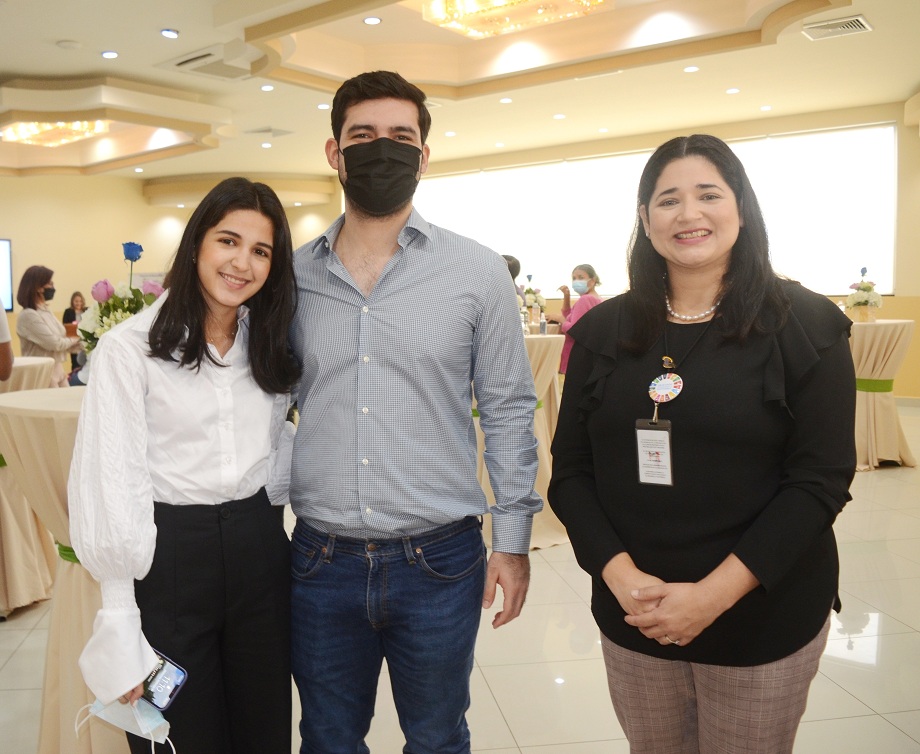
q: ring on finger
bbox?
[665,634,681,645]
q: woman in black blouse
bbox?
[549,134,855,753]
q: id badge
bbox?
[635,419,673,486]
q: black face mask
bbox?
[340,138,423,217]
[43,286,56,302]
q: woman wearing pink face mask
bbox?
[547,263,603,373]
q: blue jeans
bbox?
[290,517,486,754]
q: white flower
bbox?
[114,281,132,298]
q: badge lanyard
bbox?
[636,320,714,486]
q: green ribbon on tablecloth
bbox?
[472,399,543,418]
[0,453,5,468]
[56,543,80,564]
[856,378,894,393]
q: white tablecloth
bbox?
[0,387,128,754]
[850,319,916,470]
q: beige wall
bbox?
[2,102,918,395]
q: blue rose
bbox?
[122,242,143,262]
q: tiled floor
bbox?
[3,406,920,753]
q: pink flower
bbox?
[141,280,165,298]
[91,279,115,302]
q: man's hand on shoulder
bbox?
[482,551,530,628]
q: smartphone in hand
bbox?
[142,651,188,710]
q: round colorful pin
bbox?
[649,372,683,403]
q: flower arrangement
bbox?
[77,243,164,353]
[846,268,882,309]
[522,275,546,311]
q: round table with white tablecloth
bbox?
[849,319,916,471]
[0,386,128,754]
[0,357,57,618]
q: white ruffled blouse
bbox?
[68,293,293,703]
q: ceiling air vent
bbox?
[157,42,253,80]
[802,15,873,41]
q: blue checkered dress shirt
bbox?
[289,209,541,553]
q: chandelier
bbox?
[0,120,109,147]
[422,0,608,39]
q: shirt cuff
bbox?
[101,579,139,611]
[79,607,158,704]
[489,510,534,554]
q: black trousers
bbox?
[127,488,291,754]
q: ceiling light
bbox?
[761,105,773,111]
[0,119,109,147]
[101,50,118,59]
[499,97,512,104]
[261,84,275,92]
[317,104,331,110]
[161,29,179,39]
[261,141,272,149]
[684,66,699,73]
[495,142,504,148]
[726,88,740,94]
[364,16,381,25]
[445,131,457,137]
[422,0,608,39]
[134,167,144,173]
[294,202,302,207]
[177,204,185,208]
[598,127,609,133]
[553,113,566,120]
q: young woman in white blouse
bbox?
[69,177,300,753]
[15,266,83,387]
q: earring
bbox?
[192,256,197,263]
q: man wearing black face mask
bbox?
[288,71,541,753]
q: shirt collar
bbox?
[310,207,433,259]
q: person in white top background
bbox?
[69,177,301,753]
[15,265,82,387]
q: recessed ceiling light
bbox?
[760,104,773,112]
[553,114,566,120]
[161,29,179,39]
[499,97,512,104]
[598,128,609,133]
[177,204,185,208]
[495,142,504,148]
[294,202,302,207]
[261,84,274,92]
[726,88,740,95]
[134,167,144,173]
[364,16,381,25]
[101,51,118,59]
[445,131,456,137]
[261,141,272,149]
[317,103,331,110]
[684,66,699,73]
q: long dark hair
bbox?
[148,177,300,394]
[16,265,53,310]
[623,134,789,353]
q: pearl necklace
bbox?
[665,294,721,322]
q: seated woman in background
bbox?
[546,263,603,373]
[15,265,82,387]
[63,290,86,372]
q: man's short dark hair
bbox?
[331,71,431,145]
[502,255,521,279]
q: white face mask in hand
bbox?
[75,698,175,752]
